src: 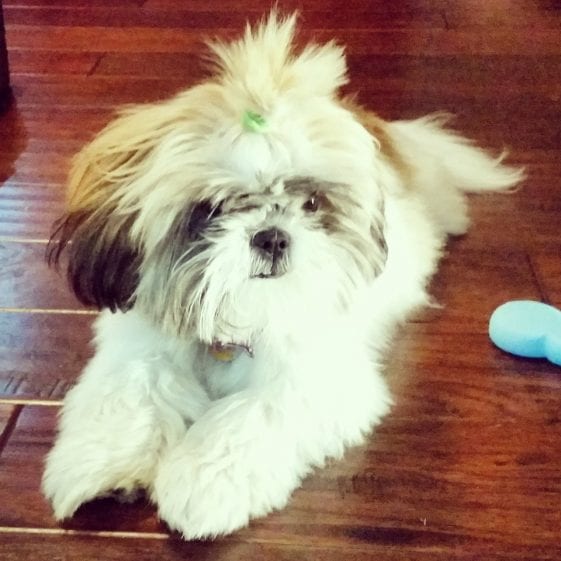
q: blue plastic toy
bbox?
[489,300,561,366]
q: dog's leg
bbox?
[153,337,391,539]
[42,311,210,520]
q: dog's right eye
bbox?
[303,193,321,213]
[187,200,221,239]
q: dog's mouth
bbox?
[250,260,289,279]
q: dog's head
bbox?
[49,13,389,343]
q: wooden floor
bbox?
[1,1,560,559]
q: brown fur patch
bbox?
[48,207,141,312]
[340,96,413,187]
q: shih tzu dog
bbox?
[42,13,523,539]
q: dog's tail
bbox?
[386,115,524,235]
[390,114,524,193]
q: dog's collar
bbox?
[208,341,254,362]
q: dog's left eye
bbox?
[303,193,320,213]
[187,200,222,239]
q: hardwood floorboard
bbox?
[2,0,142,7]
[1,104,111,142]
[0,242,81,309]
[531,252,561,308]
[10,74,187,107]
[417,246,542,328]
[3,6,446,29]
[7,26,561,56]
[7,50,99,75]
[389,328,559,377]
[141,0,449,13]
[0,313,93,399]
[443,0,561,29]
[90,52,561,84]
[0,406,163,531]
[513,211,561,252]
[93,52,205,79]
[0,182,63,239]
[2,533,530,561]
[0,404,20,451]
[0,150,72,184]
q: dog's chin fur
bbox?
[42,12,524,539]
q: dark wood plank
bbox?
[10,74,186,107]
[91,52,561,98]
[5,25,210,53]
[0,181,63,239]
[0,104,111,159]
[0,99,27,183]
[419,247,543,329]
[0,104,103,188]
[0,150,71,183]
[531,252,561,309]
[0,404,16,432]
[3,6,445,29]
[7,50,99,75]
[346,54,561,102]
[0,0,11,111]
[443,0,561,29]
[7,26,561,56]
[514,211,561,252]
[389,327,560,377]
[0,404,20,449]
[93,52,203,79]
[3,0,132,6]
[3,0,142,6]
[0,533,514,561]
[0,406,164,531]
[142,0,449,13]
[454,196,525,250]
[0,312,93,399]
[0,242,82,309]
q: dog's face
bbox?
[135,171,387,342]
[49,16,388,344]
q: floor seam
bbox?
[526,252,550,304]
[0,404,24,455]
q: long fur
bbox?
[43,12,523,539]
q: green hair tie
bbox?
[242,110,267,132]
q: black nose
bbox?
[251,228,290,258]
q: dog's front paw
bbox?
[42,444,107,520]
[153,442,294,539]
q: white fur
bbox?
[42,13,523,539]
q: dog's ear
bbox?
[47,101,182,311]
[48,206,141,312]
